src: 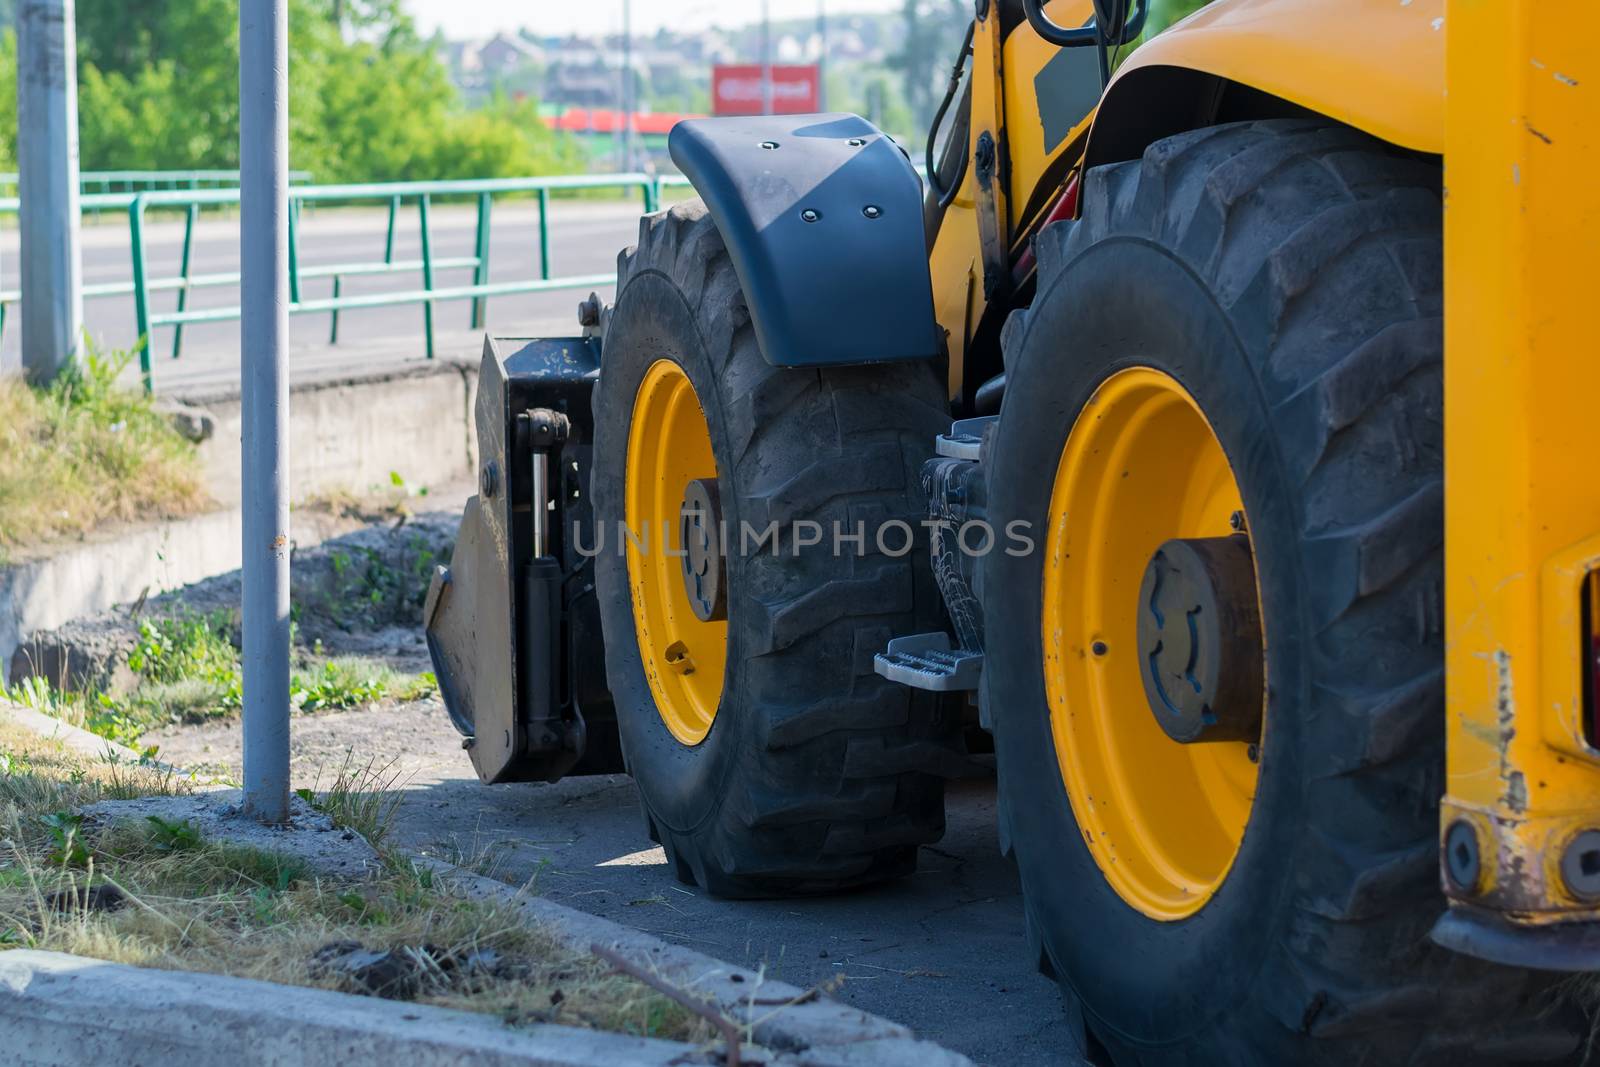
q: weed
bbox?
[39,811,89,867]
[127,612,239,687]
[144,815,203,853]
[300,751,407,847]
[8,675,71,716]
[307,537,439,632]
[292,660,386,712]
[9,640,429,750]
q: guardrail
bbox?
[0,174,662,392]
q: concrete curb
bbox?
[0,950,705,1067]
[410,856,976,1067]
[0,700,143,763]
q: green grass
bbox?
[0,345,207,558]
[300,537,441,634]
[5,611,437,749]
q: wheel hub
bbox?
[1137,536,1264,745]
[679,478,727,623]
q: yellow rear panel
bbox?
[1442,0,1600,919]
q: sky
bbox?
[404,0,903,40]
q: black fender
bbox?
[668,113,939,367]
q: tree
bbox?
[889,0,969,143]
[0,0,580,181]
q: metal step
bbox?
[874,632,984,692]
[935,416,997,461]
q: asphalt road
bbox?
[0,197,658,392]
[152,697,1088,1067]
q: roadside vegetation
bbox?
[0,728,715,1043]
[5,610,436,750]
[0,1,582,182]
[0,347,207,560]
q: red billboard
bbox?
[712,64,821,116]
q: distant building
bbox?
[477,32,545,76]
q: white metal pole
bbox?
[620,0,633,171]
[239,0,291,825]
[817,0,827,112]
[761,0,773,115]
[16,0,82,385]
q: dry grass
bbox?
[0,729,717,1046]
[0,719,189,820]
[297,752,408,848]
[295,471,433,526]
[0,348,208,558]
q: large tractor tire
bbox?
[982,120,1582,1063]
[590,201,965,898]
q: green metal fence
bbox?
[0,173,663,392]
[0,169,314,197]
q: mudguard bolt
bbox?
[1230,510,1246,532]
[801,209,821,223]
[480,461,499,500]
[1561,830,1600,902]
[1445,820,1482,893]
[759,140,780,150]
[577,293,602,327]
[847,138,866,147]
[1091,640,1108,657]
[863,205,883,219]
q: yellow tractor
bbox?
[425,0,1598,1059]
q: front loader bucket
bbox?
[424,491,519,778]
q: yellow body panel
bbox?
[1113,0,1445,154]
[1442,0,1600,919]
[1007,1,1098,215]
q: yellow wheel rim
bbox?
[1041,367,1264,921]
[625,359,728,746]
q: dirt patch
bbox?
[10,511,457,693]
[147,696,464,786]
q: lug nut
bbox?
[1562,830,1600,901]
[1444,819,1481,893]
[801,209,821,223]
